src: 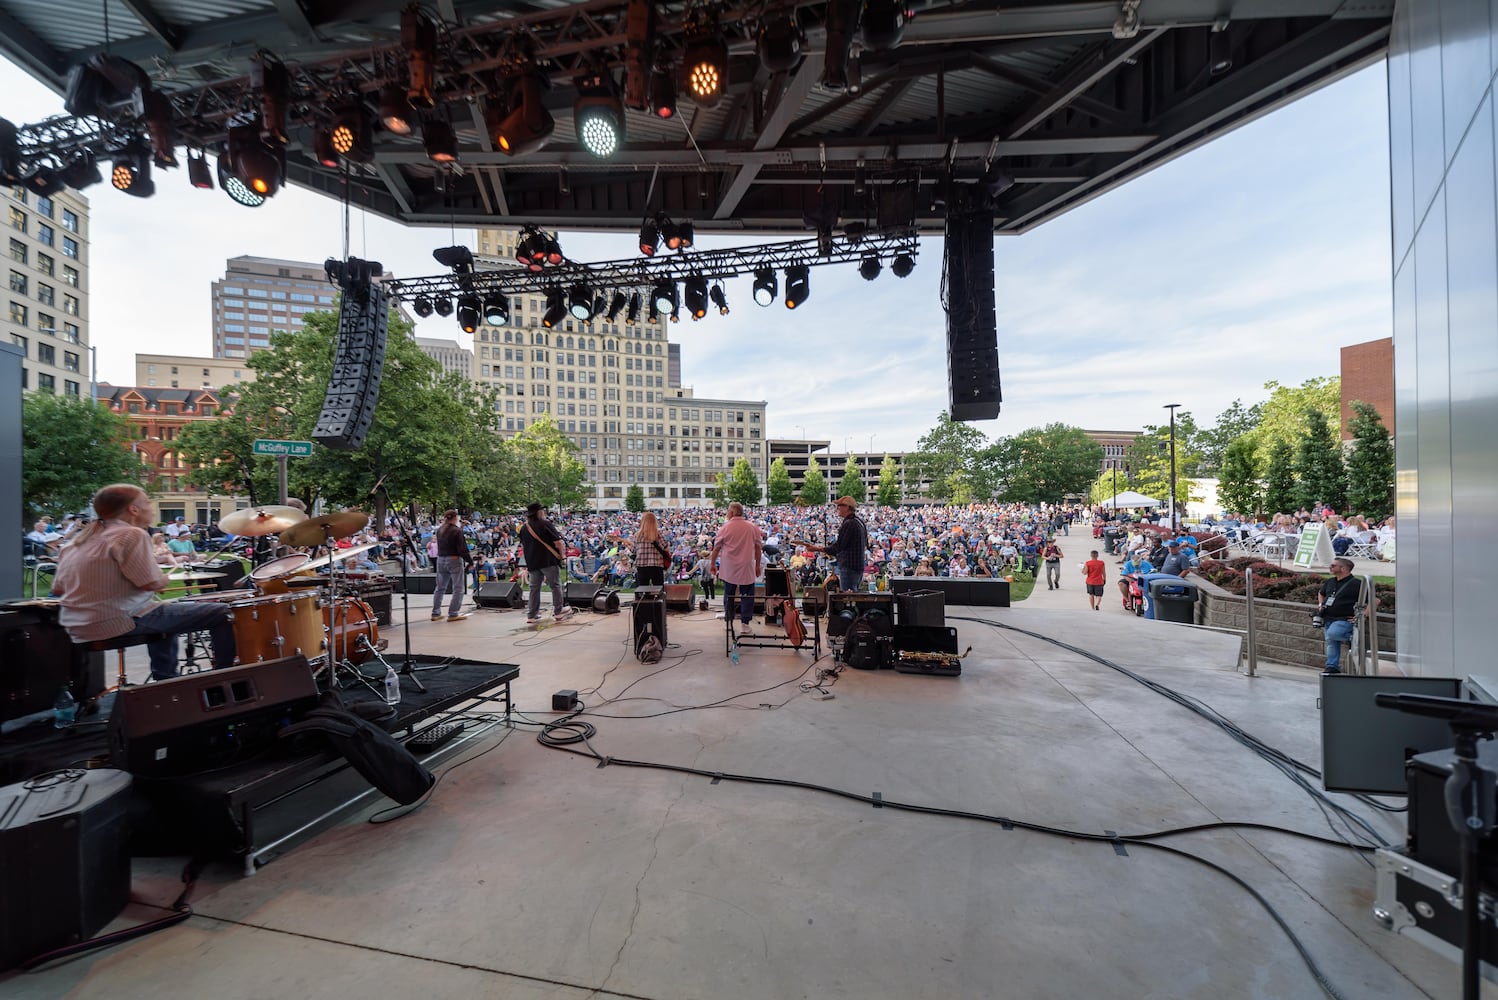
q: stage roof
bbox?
[0,0,1392,235]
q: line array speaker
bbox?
[944,207,1000,421]
[475,580,522,609]
[312,281,390,451]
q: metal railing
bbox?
[1243,567,1258,677]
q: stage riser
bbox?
[889,577,1010,607]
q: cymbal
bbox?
[219,505,308,537]
[279,511,370,547]
[302,542,381,573]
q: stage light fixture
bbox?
[217,155,265,207]
[253,57,292,144]
[238,143,281,195]
[543,288,567,328]
[413,295,434,317]
[483,294,510,326]
[0,119,20,184]
[313,129,341,168]
[187,149,213,189]
[677,220,695,249]
[682,13,729,107]
[670,303,680,323]
[652,280,677,315]
[821,0,860,91]
[433,296,454,317]
[330,105,374,162]
[423,118,459,163]
[456,295,481,333]
[752,268,777,306]
[650,61,677,118]
[569,282,596,320]
[646,295,660,324]
[21,166,63,196]
[495,69,555,156]
[758,11,806,72]
[57,153,103,191]
[606,291,627,320]
[861,0,906,51]
[859,254,881,281]
[575,72,625,158]
[891,253,914,277]
[624,0,657,110]
[110,147,155,198]
[1210,25,1233,75]
[380,83,415,135]
[784,264,810,309]
[710,284,729,315]
[684,275,708,319]
[403,8,438,108]
[626,292,642,323]
[543,234,564,266]
[639,217,660,256]
[660,217,682,251]
[141,89,177,167]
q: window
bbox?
[36,253,53,276]
[9,187,23,203]
[36,196,53,218]
[63,294,78,316]
[64,380,79,397]
[62,265,78,288]
[37,373,55,393]
[64,351,79,372]
[36,284,53,306]
[246,288,268,298]
[8,238,24,264]
[61,209,78,233]
[63,323,78,343]
[62,237,78,259]
[290,292,315,303]
[9,334,25,355]
[37,343,55,365]
[8,270,24,294]
[8,207,25,232]
[9,301,26,325]
[222,286,244,295]
[37,312,53,333]
[37,224,53,246]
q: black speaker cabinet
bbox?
[802,587,828,616]
[312,280,390,451]
[663,584,695,612]
[397,573,437,595]
[475,581,522,609]
[633,591,667,652]
[0,768,132,972]
[945,207,1001,421]
[107,656,319,776]
[565,582,603,609]
[896,589,946,628]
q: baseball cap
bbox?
[1167,540,1181,547]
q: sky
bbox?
[0,56,1393,453]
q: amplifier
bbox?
[633,593,667,656]
[896,589,946,628]
[0,769,132,972]
[565,582,603,609]
[1406,741,1498,886]
[107,656,319,776]
[802,587,828,616]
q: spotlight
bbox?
[142,89,177,167]
[236,141,282,196]
[575,72,625,158]
[516,227,541,266]
[1209,26,1233,75]
[110,146,155,198]
[639,217,660,256]
[682,13,729,107]
[569,282,596,320]
[483,294,510,326]
[187,149,214,189]
[542,288,567,328]
[217,155,265,207]
[677,219,695,249]
[758,12,806,72]
[413,295,434,317]
[313,129,341,168]
[660,216,683,251]
[456,295,481,333]
[860,0,906,51]
[606,291,627,320]
[821,0,860,91]
[423,118,459,163]
[543,234,564,265]
[626,292,641,323]
[379,83,415,135]
[684,275,708,319]
[784,264,810,309]
[592,293,607,319]
[330,105,374,163]
[752,268,777,306]
[494,69,555,156]
[21,166,63,196]
[624,0,657,110]
[652,280,677,315]
[403,8,438,108]
[253,57,292,144]
[710,284,729,315]
[891,253,914,278]
[433,297,454,318]
[859,254,881,281]
[650,61,677,119]
[646,295,660,324]
[57,153,103,191]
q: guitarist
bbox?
[807,496,869,592]
[519,502,577,625]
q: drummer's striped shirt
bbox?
[54,519,165,642]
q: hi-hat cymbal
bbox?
[279,511,370,547]
[219,505,308,537]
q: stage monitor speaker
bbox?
[0,768,132,972]
[475,580,522,609]
[802,586,828,616]
[663,584,694,612]
[107,656,320,776]
[312,279,390,451]
[944,207,1000,421]
[897,589,946,628]
[633,593,667,656]
[565,582,603,609]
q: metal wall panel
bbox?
[1389,4,1416,265]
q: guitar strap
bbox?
[522,521,564,562]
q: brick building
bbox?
[1339,337,1394,439]
[98,384,244,525]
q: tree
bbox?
[800,456,828,505]
[837,463,866,502]
[1125,418,1203,513]
[1218,438,1264,517]
[22,394,140,521]
[1293,408,1346,511]
[1240,377,1341,472]
[1261,439,1298,514]
[725,457,762,506]
[1197,398,1263,476]
[876,455,901,507]
[988,423,1102,503]
[909,412,988,500]
[1344,401,1394,521]
[710,471,730,508]
[947,469,975,504]
[766,457,795,505]
[511,415,590,510]
[624,484,646,512]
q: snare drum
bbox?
[248,554,312,593]
[324,598,380,664]
[228,592,326,664]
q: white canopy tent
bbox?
[1100,491,1161,509]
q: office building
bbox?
[415,337,472,378]
[211,255,341,358]
[766,440,929,502]
[4,184,89,396]
[1082,429,1140,475]
[136,353,257,391]
[472,227,768,509]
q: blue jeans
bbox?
[722,580,755,624]
[1324,619,1354,672]
[432,555,467,617]
[126,601,239,679]
[836,566,862,592]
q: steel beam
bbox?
[116,0,181,51]
[715,53,824,220]
[1005,29,1167,139]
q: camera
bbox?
[1310,614,1325,630]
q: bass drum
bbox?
[324,598,380,665]
[228,592,325,664]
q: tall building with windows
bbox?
[472,226,768,509]
[4,184,90,396]
[415,337,472,378]
[211,256,342,358]
[136,353,257,391]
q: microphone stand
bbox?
[373,480,440,693]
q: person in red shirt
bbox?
[1082,550,1107,610]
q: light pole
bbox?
[1164,403,1182,532]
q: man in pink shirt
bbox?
[709,502,764,636]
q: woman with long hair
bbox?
[632,511,670,588]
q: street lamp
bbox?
[1164,403,1182,532]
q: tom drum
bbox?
[323,598,380,665]
[228,592,325,664]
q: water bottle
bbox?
[53,686,77,729]
[383,663,401,705]
[730,641,740,665]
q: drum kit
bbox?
[193,504,390,691]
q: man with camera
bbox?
[1316,557,1362,674]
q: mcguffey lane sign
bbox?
[253,439,313,457]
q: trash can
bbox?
[1148,578,1199,624]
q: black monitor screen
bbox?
[1321,675,1463,794]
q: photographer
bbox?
[1316,557,1362,675]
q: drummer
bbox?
[53,483,238,680]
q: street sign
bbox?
[253,439,313,457]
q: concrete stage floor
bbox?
[4,598,1471,999]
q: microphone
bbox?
[369,473,388,497]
